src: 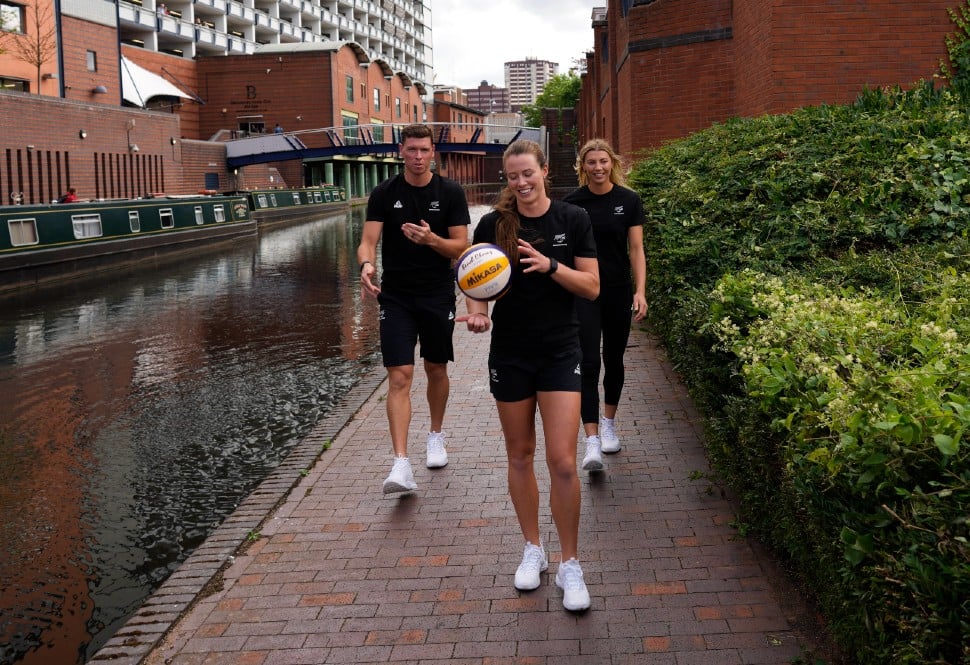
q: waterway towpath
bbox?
[93,321,833,665]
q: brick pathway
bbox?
[93,323,831,665]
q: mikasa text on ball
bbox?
[455,243,512,301]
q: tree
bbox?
[520,73,582,128]
[6,0,57,92]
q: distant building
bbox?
[504,58,558,111]
[465,81,510,115]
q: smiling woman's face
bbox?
[503,152,547,206]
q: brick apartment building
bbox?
[578,0,959,162]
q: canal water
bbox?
[0,202,496,665]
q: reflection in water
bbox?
[0,207,381,664]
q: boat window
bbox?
[129,211,141,232]
[324,190,332,202]
[8,218,39,246]
[269,193,278,206]
[159,208,175,229]
[256,194,268,208]
[194,206,205,224]
[292,193,301,205]
[213,205,226,222]
[72,214,103,239]
[314,192,322,203]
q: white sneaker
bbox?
[382,456,417,494]
[581,435,603,472]
[556,558,591,611]
[600,416,621,453]
[426,431,448,468]
[513,541,548,591]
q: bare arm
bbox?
[357,220,383,298]
[456,297,491,333]
[517,239,599,301]
[401,221,470,260]
[628,225,647,321]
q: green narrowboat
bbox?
[0,194,256,297]
[243,184,349,226]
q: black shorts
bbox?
[487,344,583,402]
[378,289,456,367]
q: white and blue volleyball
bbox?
[455,243,512,301]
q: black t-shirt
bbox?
[562,185,645,288]
[473,199,597,353]
[366,173,470,295]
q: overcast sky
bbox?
[430,0,597,90]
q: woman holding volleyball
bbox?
[458,139,599,611]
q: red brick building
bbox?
[578,0,959,160]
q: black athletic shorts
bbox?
[378,288,456,367]
[487,344,582,402]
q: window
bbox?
[292,193,301,204]
[345,74,353,102]
[129,210,141,232]
[313,191,321,203]
[395,97,401,118]
[0,1,25,33]
[0,77,28,93]
[159,208,175,229]
[72,214,103,239]
[194,206,204,224]
[8,218,38,246]
[213,205,225,222]
[373,87,380,112]
[256,193,268,208]
[86,50,97,72]
[372,122,384,143]
[269,193,278,206]
[341,113,359,145]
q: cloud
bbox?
[430,0,595,90]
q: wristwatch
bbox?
[547,258,558,275]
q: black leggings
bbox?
[577,283,633,425]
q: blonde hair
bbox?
[494,139,550,264]
[574,138,627,188]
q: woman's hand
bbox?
[516,239,554,274]
[456,311,491,333]
[632,293,648,321]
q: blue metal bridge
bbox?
[225,122,543,168]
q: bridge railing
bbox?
[225,122,544,167]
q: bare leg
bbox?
[538,391,582,560]
[496,397,540,545]
[386,365,415,457]
[424,359,449,433]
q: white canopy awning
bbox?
[121,56,193,107]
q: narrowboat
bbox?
[0,194,257,297]
[242,184,349,226]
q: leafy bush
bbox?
[631,84,970,663]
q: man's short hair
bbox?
[400,124,433,144]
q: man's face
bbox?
[400,137,434,176]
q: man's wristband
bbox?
[547,258,558,275]
[359,260,372,273]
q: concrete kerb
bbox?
[87,365,388,665]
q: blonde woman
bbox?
[563,139,647,472]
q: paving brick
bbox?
[104,327,835,665]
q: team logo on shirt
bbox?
[553,233,567,246]
[574,363,582,375]
[394,200,403,208]
[448,311,455,321]
[378,307,386,320]
[430,200,441,212]
[614,205,625,215]
[490,369,499,383]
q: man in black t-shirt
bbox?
[357,124,470,494]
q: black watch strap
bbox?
[547,258,558,275]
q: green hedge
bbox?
[630,83,970,664]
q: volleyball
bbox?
[455,243,512,301]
